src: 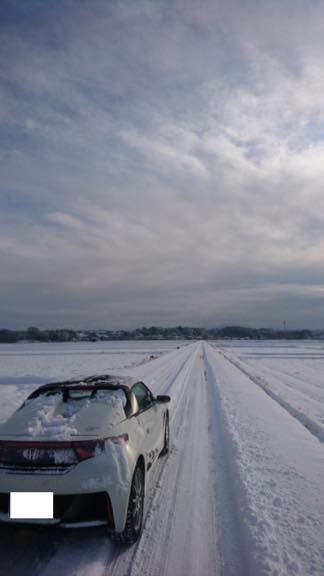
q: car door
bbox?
[132,382,161,469]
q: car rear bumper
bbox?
[0,444,138,532]
[0,491,115,528]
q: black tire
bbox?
[109,463,145,545]
[160,412,169,456]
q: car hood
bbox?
[0,392,127,442]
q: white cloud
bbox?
[1,0,324,328]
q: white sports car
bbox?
[0,375,170,543]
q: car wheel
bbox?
[110,463,144,545]
[160,412,169,456]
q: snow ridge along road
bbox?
[206,343,324,575]
[218,347,324,444]
[1,341,324,576]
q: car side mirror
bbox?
[156,395,171,403]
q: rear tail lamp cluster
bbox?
[74,434,129,461]
[0,434,129,467]
[74,440,104,461]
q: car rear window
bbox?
[33,387,127,406]
[66,389,93,400]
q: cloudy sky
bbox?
[1,0,324,330]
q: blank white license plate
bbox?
[10,492,53,519]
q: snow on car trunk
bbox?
[0,388,128,441]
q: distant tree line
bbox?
[0,325,319,343]
[0,326,78,343]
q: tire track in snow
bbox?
[29,343,200,576]
[106,342,205,576]
[203,343,253,576]
[128,342,196,396]
[109,342,252,576]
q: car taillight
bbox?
[74,439,105,461]
[104,492,113,522]
[0,435,130,466]
[0,441,77,467]
[73,435,128,461]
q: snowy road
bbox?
[0,341,324,575]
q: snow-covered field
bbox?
[0,340,323,576]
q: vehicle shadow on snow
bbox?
[0,524,62,575]
[0,524,126,576]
